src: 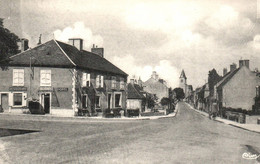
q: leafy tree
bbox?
[208,69,221,97]
[173,87,185,100]
[0,18,19,65]
[160,97,170,106]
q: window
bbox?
[114,93,122,107]
[112,76,116,88]
[40,70,51,86]
[82,94,88,108]
[13,69,24,86]
[95,96,100,108]
[120,78,125,90]
[95,75,104,88]
[13,93,22,106]
[82,73,90,87]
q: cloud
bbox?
[53,21,103,49]
[111,55,179,88]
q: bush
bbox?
[127,109,140,117]
[112,108,122,117]
[28,101,45,115]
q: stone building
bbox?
[0,38,128,116]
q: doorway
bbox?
[1,94,8,112]
[108,93,112,109]
[41,93,50,114]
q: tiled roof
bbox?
[215,68,240,90]
[8,39,127,76]
[127,83,145,99]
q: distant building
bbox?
[126,79,147,113]
[179,69,192,99]
[143,71,169,102]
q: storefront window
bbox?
[13,93,22,106]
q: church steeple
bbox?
[180,69,187,79]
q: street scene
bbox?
[0,0,260,163]
[0,102,259,163]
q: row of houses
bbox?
[0,38,170,117]
[193,59,260,114]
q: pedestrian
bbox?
[209,99,218,119]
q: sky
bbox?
[1,0,260,89]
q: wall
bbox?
[0,66,74,115]
[76,69,127,112]
[143,78,169,101]
[127,99,142,109]
[223,66,260,110]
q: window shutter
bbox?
[87,73,90,87]
[13,70,18,86]
[96,75,100,88]
[119,94,122,106]
[22,93,27,106]
[9,93,13,107]
[47,70,51,86]
[19,69,24,86]
[101,76,104,88]
[82,73,86,87]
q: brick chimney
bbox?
[17,38,29,52]
[151,71,159,80]
[239,60,249,68]
[230,63,237,72]
[138,77,142,87]
[223,68,227,76]
[130,79,135,85]
[91,44,104,58]
[69,38,83,51]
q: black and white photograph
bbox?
[0,0,260,163]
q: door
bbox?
[1,94,8,112]
[41,93,50,114]
[108,94,111,109]
[44,93,50,114]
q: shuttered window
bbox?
[13,69,24,86]
[40,70,51,86]
[82,73,90,87]
[95,75,104,88]
[112,76,116,89]
[120,78,125,90]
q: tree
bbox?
[0,18,19,65]
[208,69,221,97]
[173,87,185,100]
[160,97,170,106]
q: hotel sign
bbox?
[9,86,27,91]
[57,88,68,92]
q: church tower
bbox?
[179,69,187,96]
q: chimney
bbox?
[230,63,237,72]
[17,38,29,52]
[239,59,249,68]
[91,44,104,58]
[138,77,142,87]
[130,79,135,85]
[69,38,83,51]
[152,71,158,80]
[223,68,227,76]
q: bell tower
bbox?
[179,69,187,96]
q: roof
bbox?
[215,68,240,90]
[8,39,127,76]
[180,69,187,79]
[127,83,146,99]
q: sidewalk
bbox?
[0,107,178,122]
[186,103,260,134]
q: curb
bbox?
[186,103,260,134]
[0,109,178,122]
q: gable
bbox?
[8,40,75,68]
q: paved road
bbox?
[0,102,259,163]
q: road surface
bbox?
[0,102,259,163]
